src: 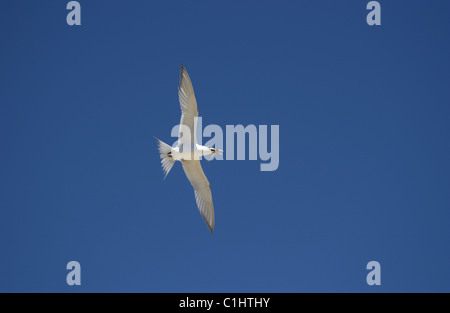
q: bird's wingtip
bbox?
[204,219,214,234]
[208,221,214,234]
[179,65,186,83]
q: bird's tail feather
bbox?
[155,137,175,179]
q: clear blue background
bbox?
[1,0,449,292]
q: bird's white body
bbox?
[171,145,212,161]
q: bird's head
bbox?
[209,147,223,155]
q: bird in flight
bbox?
[155,65,222,233]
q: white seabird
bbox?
[155,65,222,233]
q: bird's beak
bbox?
[216,149,223,155]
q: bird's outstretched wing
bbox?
[181,160,215,233]
[178,65,198,150]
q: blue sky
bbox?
[1,1,449,292]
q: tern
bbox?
[155,65,222,233]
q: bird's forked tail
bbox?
[155,138,175,179]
